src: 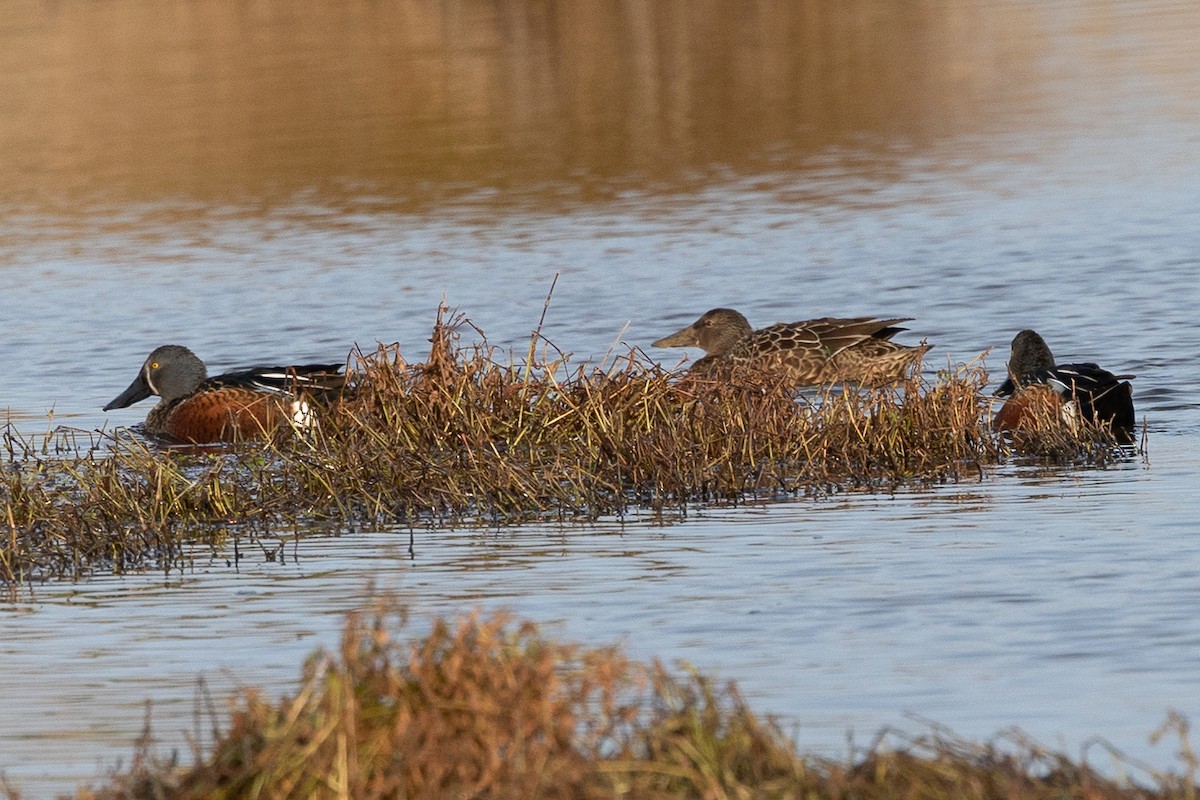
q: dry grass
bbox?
[42,604,1195,800]
[68,604,808,800]
[990,384,1142,462]
[1,306,1136,587]
[301,308,999,522]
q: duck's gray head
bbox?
[104,345,208,409]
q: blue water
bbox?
[4,1,1200,796]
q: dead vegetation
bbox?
[0,307,1136,587]
[47,604,1195,800]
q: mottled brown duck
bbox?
[652,307,930,387]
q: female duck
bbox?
[652,307,930,387]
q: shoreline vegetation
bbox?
[11,602,1193,800]
[2,305,1135,589]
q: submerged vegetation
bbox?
[1,307,1135,587]
[32,604,1192,800]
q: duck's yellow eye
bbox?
[150,362,159,370]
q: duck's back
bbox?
[727,317,927,386]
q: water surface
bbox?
[2,1,1200,796]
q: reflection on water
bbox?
[1,0,1046,209]
[3,0,1200,795]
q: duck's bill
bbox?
[104,374,153,410]
[992,376,1017,398]
[652,325,699,348]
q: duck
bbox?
[993,329,1135,442]
[103,344,345,443]
[652,307,930,386]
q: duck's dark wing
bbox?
[209,364,346,397]
[1048,362,1136,430]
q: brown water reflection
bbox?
[3,0,1043,208]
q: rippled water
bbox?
[3,0,1200,796]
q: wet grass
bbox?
[0,307,1135,588]
[19,603,1191,800]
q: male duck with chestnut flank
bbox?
[993,329,1135,442]
[104,345,345,443]
[652,307,931,387]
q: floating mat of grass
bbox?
[1,306,1134,588]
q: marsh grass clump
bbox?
[0,306,1136,586]
[295,308,1003,525]
[65,606,1199,800]
[825,725,1199,800]
[1,425,324,586]
[987,387,1143,467]
[70,605,809,800]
